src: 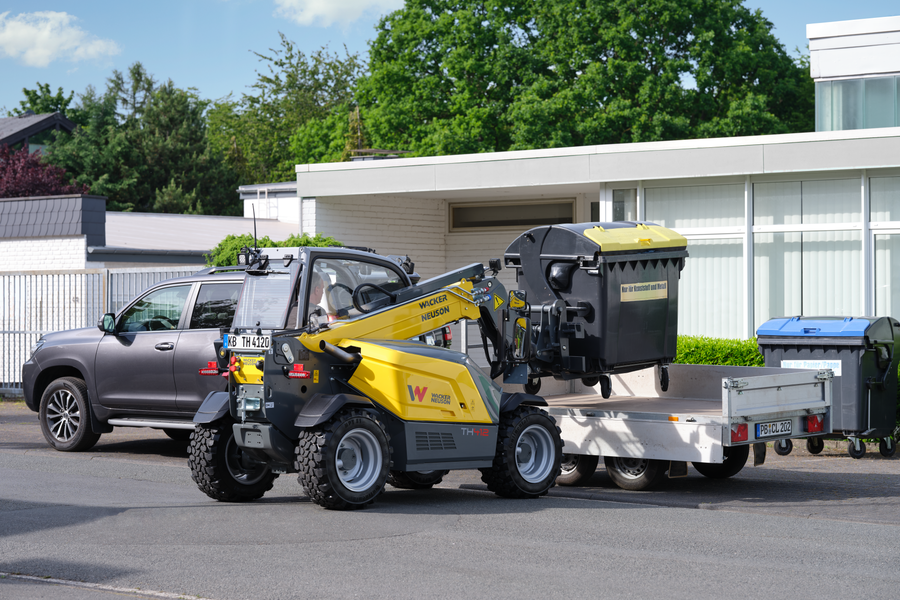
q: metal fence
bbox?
[1,266,199,393]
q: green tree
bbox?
[208,34,364,183]
[343,0,813,157]
[205,232,342,267]
[8,82,75,117]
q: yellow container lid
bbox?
[582,223,687,253]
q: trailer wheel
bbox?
[387,470,448,489]
[691,445,750,479]
[599,375,611,399]
[879,438,896,458]
[189,420,277,502]
[296,408,391,510]
[480,406,562,498]
[603,456,666,490]
[556,454,599,486]
[39,377,101,452]
[806,437,825,455]
[773,439,793,456]
[848,440,866,459]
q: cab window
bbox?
[119,285,191,332]
[189,283,242,329]
[306,258,405,324]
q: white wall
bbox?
[0,237,85,271]
[809,16,900,80]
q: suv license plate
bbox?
[756,420,792,438]
[224,334,271,351]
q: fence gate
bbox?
[1,267,198,393]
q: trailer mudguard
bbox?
[194,391,231,424]
[294,393,373,428]
[500,392,547,413]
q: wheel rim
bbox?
[336,428,383,492]
[611,457,649,480]
[560,454,578,475]
[515,424,555,483]
[45,388,81,442]
[224,436,269,485]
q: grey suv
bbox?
[22,265,246,451]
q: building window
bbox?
[678,238,744,339]
[870,177,900,222]
[645,184,744,229]
[450,200,573,231]
[589,189,637,222]
[816,76,899,131]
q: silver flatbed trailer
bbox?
[545,364,833,490]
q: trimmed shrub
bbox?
[205,233,342,267]
[675,335,765,367]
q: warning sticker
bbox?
[493,294,504,310]
[621,281,668,302]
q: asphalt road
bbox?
[2,401,898,600]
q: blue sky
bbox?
[1,0,898,115]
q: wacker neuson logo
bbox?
[407,385,452,405]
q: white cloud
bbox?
[274,0,404,28]
[0,11,120,68]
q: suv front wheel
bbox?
[39,377,101,452]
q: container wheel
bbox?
[847,440,866,459]
[295,408,391,510]
[806,437,825,455]
[581,376,600,388]
[480,406,563,498]
[599,375,611,399]
[189,419,277,502]
[603,456,666,491]
[556,454,600,486]
[773,439,793,456]
[387,470,449,489]
[659,365,669,392]
[878,438,896,458]
[691,445,750,479]
[524,378,541,395]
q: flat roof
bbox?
[808,15,900,40]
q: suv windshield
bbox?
[233,272,292,330]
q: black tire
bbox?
[38,377,101,452]
[524,378,541,395]
[603,456,666,490]
[387,470,449,489]
[659,365,669,392]
[848,440,866,459]
[189,420,277,502]
[480,406,563,499]
[295,409,391,510]
[774,438,793,456]
[691,445,750,479]
[164,428,192,441]
[879,438,896,458]
[556,454,600,486]
[806,437,825,455]
[599,375,611,399]
[581,376,600,388]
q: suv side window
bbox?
[189,282,242,329]
[119,285,192,332]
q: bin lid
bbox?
[757,316,871,338]
[580,222,687,253]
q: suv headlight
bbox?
[29,338,46,359]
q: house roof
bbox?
[0,112,76,146]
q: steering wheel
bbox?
[326,283,354,310]
[147,315,176,330]
[351,283,397,313]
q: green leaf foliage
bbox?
[205,232,343,267]
[9,82,75,117]
[674,336,765,367]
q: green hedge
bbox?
[204,233,342,267]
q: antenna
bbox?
[252,204,258,252]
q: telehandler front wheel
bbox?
[480,406,563,499]
[296,408,391,510]
[189,419,277,502]
[387,470,449,489]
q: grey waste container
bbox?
[757,316,899,458]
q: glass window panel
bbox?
[678,238,743,339]
[875,234,900,318]
[612,189,637,221]
[119,285,191,332]
[590,201,599,222]
[645,184,744,229]
[815,81,832,132]
[865,77,895,129]
[801,230,861,316]
[801,179,860,224]
[189,283,242,329]
[754,232,802,330]
[870,177,900,222]
[753,182,801,225]
[833,79,863,130]
[451,202,573,230]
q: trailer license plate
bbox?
[756,420,792,438]
[224,334,270,351]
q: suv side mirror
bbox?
[98,313,116,334]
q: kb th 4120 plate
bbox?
[224,334,271,351]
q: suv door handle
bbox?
[154,342,175,351]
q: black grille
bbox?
[415,431,456,451]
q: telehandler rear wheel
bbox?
[296,408,391,510]
[480,406,563,498]
[387,470,449,489]
[189,419,277,502]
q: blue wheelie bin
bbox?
[757,316,900,459]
